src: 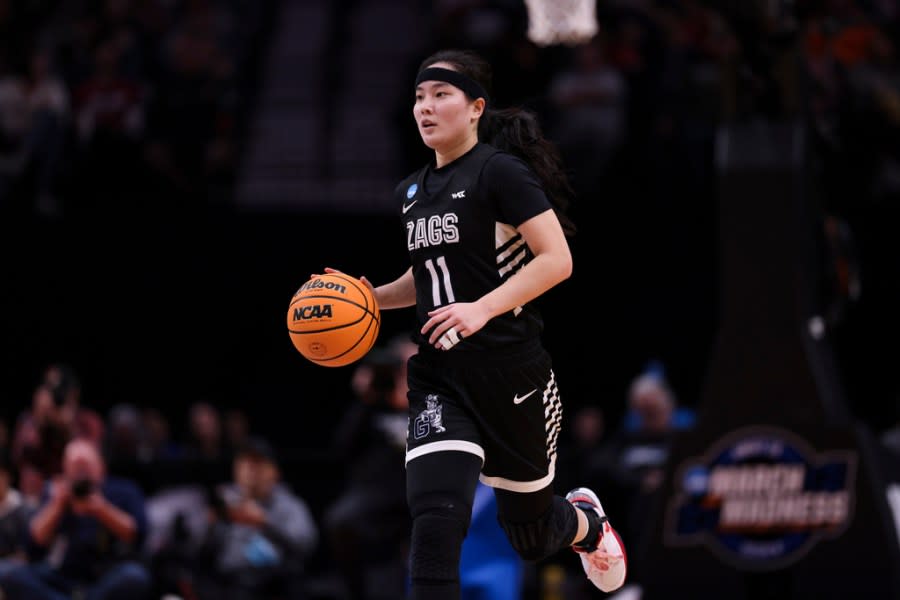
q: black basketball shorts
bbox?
[405,348,563,493]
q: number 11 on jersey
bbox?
[424,256,455,307]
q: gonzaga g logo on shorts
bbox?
[665,426,857,570]
[413,395,446,440]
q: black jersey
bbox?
[395,142,554,355]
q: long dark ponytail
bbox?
[418,50,576,236]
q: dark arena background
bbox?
[1,1,899,599]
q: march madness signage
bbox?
[665,426,857,570]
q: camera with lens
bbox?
[70,478,95,499]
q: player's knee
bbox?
[498,508,557,562]
[408,493,472,583]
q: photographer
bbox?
[0,439,150,600]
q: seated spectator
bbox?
[106,403,145,462]
[193,436,317,600]
[224,408,251,455]
[621,365,695,434]
[0,439,150,600]
[143,483,209,598]
[17,460,45,510]
[324,336,415,600]
[104,404,149,484]
[617,370,687,492]
[184,401,225,462]
[173,401,229,488]
[0,453,30,577]
[583,364,695,585]
[140,407,182,461]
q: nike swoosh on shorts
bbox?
[513,389,538,404]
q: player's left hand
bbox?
[422,302,489,350]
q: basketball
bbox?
[287,273,380,367]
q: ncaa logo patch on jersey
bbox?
[406,183,418,199]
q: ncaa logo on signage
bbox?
[665,426,857,570]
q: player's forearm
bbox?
[478,250,572,319]
[374,267,417,309]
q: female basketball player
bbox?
[324,49,626,599]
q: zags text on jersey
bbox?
[406,213,460,250]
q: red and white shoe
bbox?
[566,487,627,592]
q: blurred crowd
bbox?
[0,361,320,599]
[3,351,900,599]
[5,352,900,600]
[2,1,897,219]
[0,346,702,599]
[0,0,274,216]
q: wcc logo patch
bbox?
[665,426,857,570]
[413,395,446,440]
